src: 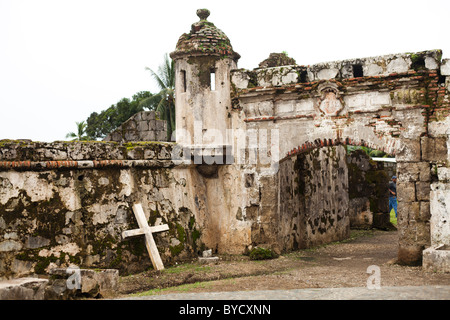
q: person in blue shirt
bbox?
[389,176,397,218]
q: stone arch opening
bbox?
[345,145,397,231]
[275,134,433,266]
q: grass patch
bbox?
[130,281,211,297]
[390,208,397,226]
[162,263,212,274]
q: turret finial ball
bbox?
[196,9,210,20]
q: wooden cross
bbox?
[122,203,169,271]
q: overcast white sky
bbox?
[1,0,449,142]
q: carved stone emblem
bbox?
[317,83,344,116]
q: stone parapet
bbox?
[0,140,174,164]
[232,50,443,90]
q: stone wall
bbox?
[231,49,450,266]
[0,140,207,279]
[277,146,349,251]
[104,111,169,142]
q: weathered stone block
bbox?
[386,57,410,74]
[231,70,250,89]
[397,162,419,182]
[397,181,416,202]
[430,182,450,247]
[148,119,156,130]
[49,268,119,298]
[437,167,450,181]
[0,278,48,300]
[396,139,421,162]
[123,120,137,130]
[425,56,439,70]
[423,246,450,273]
[415,181,430,201]
[401,201,420,222]
[156,130,168,141]
[0,240,22,252]
[421,136,448,162]
[415,221,431,247]
[141,111,156,121]
[155,120,166,131]
[418,162,431,182]
[317,68,339,80]
[124,131,138,141]
[25,236,50,249]
[363,63,384,76]
[140,130,156,141]
[137,121,149,132]
[397,162,431,182]
[418,201,431,222]
[441,59,450,76]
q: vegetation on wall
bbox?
[66,55,176,141]
[345,145,392,158]
[139,54,176,141]
[84,91,153,140]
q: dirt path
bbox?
[116,229,450,297]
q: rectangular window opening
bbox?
[180,70,186,92]
[299,70,308,83]
[210,69,216,91]
[352,64,364,78]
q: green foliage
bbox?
[66,121,89,141]
[82,54,175,141]
[345,145,391,158]
[85,91,152,140]
[140,54,175,140]
[249,247,277,260]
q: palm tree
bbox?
[66,121,89,141]
[140,54,175,140]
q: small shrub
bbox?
[249,247,277,260]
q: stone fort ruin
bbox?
[1,9,449,281]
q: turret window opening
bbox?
[210,69,216,91]
[180,70,187,92]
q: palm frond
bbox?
[145,66,166,91]
[145,54,175,91]
[139,93,163,110]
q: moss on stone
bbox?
[249,247,277,260]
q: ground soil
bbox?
[115,229,450,298]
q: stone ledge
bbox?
[0,268,119,300]
[423,246,450,273]
[0,277,48,300]
[0,159,175,172]
[198,257,220,264]
[50,268,119,298]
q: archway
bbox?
[272,134,430,266]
